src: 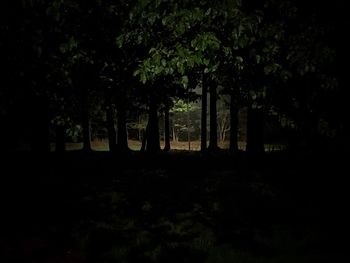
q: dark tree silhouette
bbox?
[229,93,239,153]
[201,76,208,151]
[246,106,264,154]
[106,94,117,152]
[208,82,218,151]
[145,95,161,152]
[163,99,171,152]
[116,98,129,152]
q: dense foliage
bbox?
[0,0,345,153]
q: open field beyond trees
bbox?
[49,140,287,152]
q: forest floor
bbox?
[51,139,285,152]
[0,150,346,263]
[51,139,235,151]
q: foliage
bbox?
[1,0,342,151]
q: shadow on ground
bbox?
[0,150,346,262]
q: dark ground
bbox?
[0,150,347,262]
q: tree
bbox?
[170,99,199,150]
[201,75,208,151]
[163,98,171,151]
[208,79,219,150]
[217,97,231,143]
[4,0,339,156]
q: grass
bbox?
[51,139,285,152]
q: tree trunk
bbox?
[219,113,229,143]
[208,83,218,150]
[137,116,143,141]
[106,103,117,152]
[220,125,227,142]
[229,93,239,153]
[201,75,207,151]
[163,100,171,152]
[246,106,264,155]
[55,124,66,153]
[146,96,160,152]
[81,88,91,151]
[172,125,177,142]
[116,98,128,152]
[141,124,148,151]
[187,109,191,151]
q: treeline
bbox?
[0,0,344,154]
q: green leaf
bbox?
[133,69,140,77]
[223,46,232,57]
[161,58,166,67]
[140,72,147,84]
[178,63,185,74]
[116,35,124,48]
[236,56,243,63]
[256,55,261,64]
[203,59,210,66]
[162,17,167,25]
[205,8,212,16]
[182,75,189,88]
[149,47,157,54]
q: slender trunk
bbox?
[220,124,226,142]
[81,88,91,151]
[116,99,128,152]
[229,93,239,153]
[246,105,264,155]
[146,96,160,152]
[106,103,117,152]
[138,116,142,141]
[219,121,223,143]
[201,75,207,151]
[219,115,228,143]
[74,62,97,152]
[222,130,226,142]
[164,100,171,152]
[141,125,148,151]
[55,124,65,153]
[208,83,218,150]
[172,125,177,142]
[187,109,191,151]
